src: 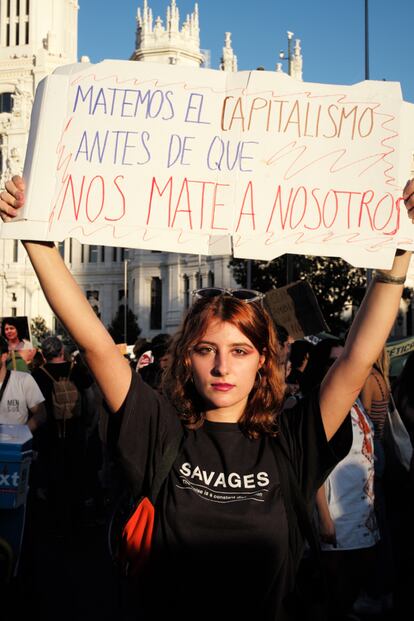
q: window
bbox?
[118,289,125,301]
[68,238,73,263]
[11,307,17,317]
[12,239,18,262]
[150,277,162,330]
[0,93,13,113]
[195,272,203,288]
[100,246,105,262]
[88,245,98,263]
[183,274,190,309]
[57,241,64,258]
[80,244,84,263]
[112,247,118,262]
[208,270,215,287]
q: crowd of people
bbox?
[0,315,413,620]
[0,174,414,620]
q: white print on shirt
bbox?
[177,461,270,504]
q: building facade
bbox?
[0,0,304,340]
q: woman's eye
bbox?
[233,348,247,356]
[194,346,215,355]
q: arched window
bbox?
[150,277,162,330]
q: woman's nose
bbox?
[213,352,229,376]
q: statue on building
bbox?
[220,32,237,72]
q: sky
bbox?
[78,0,414,103]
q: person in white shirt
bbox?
[0,336,46,432]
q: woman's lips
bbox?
[211,383,235,391]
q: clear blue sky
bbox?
[78,0,414,103]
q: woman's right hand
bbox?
[0,175,26,222]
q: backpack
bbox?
[40,362,82,437]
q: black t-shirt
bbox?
[117,372,351,621]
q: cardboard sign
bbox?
[263,280,329,340]
[2,60,414,268]
[0,316,32,346]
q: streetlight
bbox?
[278,31,294,77]
[364,1,373,285]
[278,31,295,283]
[123,254,128,344]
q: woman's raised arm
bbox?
[0,175,132,412]
[320,245,412,441]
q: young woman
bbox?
[1,176,414,621]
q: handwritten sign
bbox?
[2,59,414,268]
[263,280,329,340]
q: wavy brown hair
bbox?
[162,295,286,438]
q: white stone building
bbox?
[0,0,304,340]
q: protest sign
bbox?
[2,59,414,268]
[263,280,329,340]
[386,335,414,360]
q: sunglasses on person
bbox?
[192,287,265,303]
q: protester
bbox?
[392,350,414,445]
[0,174,413,621]
[131,336,152,371]
[139,332,172,391]
[356,346,395,614]
[0,335,46,431]
[286,339,314,395]
[300,336,345,397]
[31,336,95,531]
[315,394,379,620]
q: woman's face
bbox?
[4,323,18,342]
[189,319,265,422]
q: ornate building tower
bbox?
[131,0,204,67]
[220,32,237,72]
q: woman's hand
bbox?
[404,178,414,222]
[0,175,25,222]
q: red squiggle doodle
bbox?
[265,142,395,183]
[48,116,74,230]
